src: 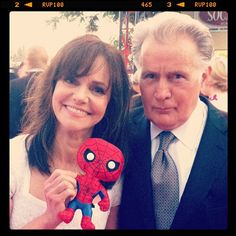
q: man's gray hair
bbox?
[132,12,214,68]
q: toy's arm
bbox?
[75,175,81,182]
[75,175,81,192]
[97,186,110,211]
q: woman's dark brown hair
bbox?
[22,34,131,174]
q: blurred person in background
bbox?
[130,70,142,108]
[201,55,228,112]
[10,46,49,138]
[130,70,141,96]
[17,45,49,80]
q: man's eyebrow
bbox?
[141,70,157,75]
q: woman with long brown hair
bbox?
[10,34,130,229]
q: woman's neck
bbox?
[50,127,92,170]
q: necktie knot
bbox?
[158,131,175,151]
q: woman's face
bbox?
[52,56,111,135]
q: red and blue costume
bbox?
[58,138,124,229]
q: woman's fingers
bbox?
[47,169,77,183]
[45,169,77,189]
[44,169,78,209]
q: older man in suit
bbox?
[119,12,227,229]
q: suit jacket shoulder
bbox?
[172,97,228,229]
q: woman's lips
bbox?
[65,105,91,117]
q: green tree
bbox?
[47,11,118,32]
[47,11,159,32]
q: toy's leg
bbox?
[81,204,95,229]
[58,208,75,223]
[81,216,95,230]
[58,199,77,223]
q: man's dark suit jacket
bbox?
[119,96,228,229]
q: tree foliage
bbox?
[47,11,159,32]
[47,11,117,32]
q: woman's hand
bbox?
[42,169,78,227]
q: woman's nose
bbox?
[72,85,89,103]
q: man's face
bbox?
[139,35,210,130]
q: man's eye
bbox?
[144,73,156,79]
[173,74,184,80]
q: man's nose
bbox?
[154,79,171,100]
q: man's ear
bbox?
[201,66,212,84]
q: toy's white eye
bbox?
[107,160,116,170]
[87,152,95,161]
[84,149,95,162]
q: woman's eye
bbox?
[64,79,74,84]
[92,86,105,95]
[63,78,77,87]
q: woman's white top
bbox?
[10,134,122,229]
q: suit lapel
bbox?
[131,110,153,192]
[132,111,151,163]
[130,109,156,227]
[172,102,227,228]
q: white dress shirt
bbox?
[150,98,208,200]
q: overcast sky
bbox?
[10,11,120,62]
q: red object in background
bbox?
[58,138,124,229]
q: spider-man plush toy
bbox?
[58,138,124,229]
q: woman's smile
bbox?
[64,104,91,117]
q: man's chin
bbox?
[151,119,177,131]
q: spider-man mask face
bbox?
[77,138,124,182]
